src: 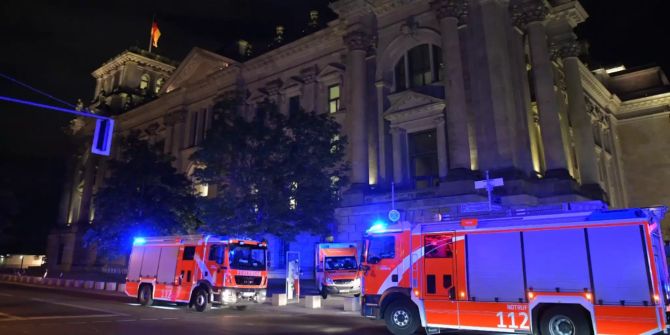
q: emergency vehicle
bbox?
[315,243,361,299]
[125,235,268,312]
[360,202,670,335]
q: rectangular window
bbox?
[367,236,395,263]
[208,245,224,263]
[182,246,195,261]
[201,109,208,140]
[409,129,439,189]
[424,234,453,258]
[190,112,198,147]
[289,95,301,114]
[408,44,431,87]
[432,45,442,82]
[328,84,340,114]
[395,56,407,91]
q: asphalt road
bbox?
[0,283,388,335]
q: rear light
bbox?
[460,291,465,298]
[527,292,534,299]
[654,294,660,303]
[414,289,419,297]
[585,293,592,301]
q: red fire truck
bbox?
[315,243,362,299]
[125,235,268,312]
[360,202,670,335]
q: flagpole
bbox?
[148,14,155,53]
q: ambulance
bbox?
[359,202,670,335]
[125,235,268,312]
[315,243,361,299]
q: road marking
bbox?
[30,298,127,316]
[139,318,158,321]
[0,293,13,297]
[116,319,137,322]
[0,311,24,321]
[161,317,179,320]
[91,320,112,323]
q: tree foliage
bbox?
[85,133,201,257]
[191,97,348,240]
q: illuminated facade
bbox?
[49,0,670,275]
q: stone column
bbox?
[77,154,96,225]
[557,40,598,185]
[391,127,408,185]
[513,1,568,175]
[431,0,471,173]
[376,80,391,184]
[344,30,371,187]
[435,116,448,179]
[165,110,187,168]
[301,67,318,113]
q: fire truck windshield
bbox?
[229,245,266,270]
[325,256,357,271]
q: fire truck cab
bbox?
[125,235,268,312]
[360,202,670,335]
[315,243,361,299]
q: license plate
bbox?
[339,289,350,293]
[242,292,255,297]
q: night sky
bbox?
[0,0,668,254]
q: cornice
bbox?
[547,1,588,28]
[619,93,670,115]
[580,62,621,112]
[92,51,176,78]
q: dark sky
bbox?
[0,0,668,254]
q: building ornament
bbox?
[163,109,187,126]
[343,30,372,52]
[553,39,583,59]
[510,0,549,29]
[430,0,470,25]
[300,66,318,84]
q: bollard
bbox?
[94,282,105,290]
[65,279,74,287]
[105,282,117,291]
[117,283,126,294]
[73,280,84,288]
[343,296,361,312]
[304,295,322,309]
[272,293,287,306]
[84,280,95,289]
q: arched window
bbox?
[155,77,165,93]
[394,44,443,92]
[139,73,150,90]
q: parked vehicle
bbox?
[315,243,361,299]
[360,202,669,335]
[125,235,268,312]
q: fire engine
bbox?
[125,235,268,312]
[315,243,362,299]
[360,202,670,335]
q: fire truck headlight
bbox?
[222,289,237,304]
[325,277,334,285]
[256,290,267,303]
[353,278,361,287]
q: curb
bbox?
[0,274,127,297]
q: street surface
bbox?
[0,283,387,335]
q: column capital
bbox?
[510,0,549,29]
[430,0,470,25]
[164,109,187,126]
[552,39,585,59]
[343,30,372,51]
[300,66,318,84]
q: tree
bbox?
[191,97,348,240]
[85,132,201,257]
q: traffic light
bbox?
[91,118,114,156]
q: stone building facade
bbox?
[49,0,670,277]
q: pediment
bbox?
[316,63,345,84]
[161,47,238,94]
[384,90,445,122]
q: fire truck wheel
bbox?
[384,299,420,335]
[539,306,591,335]
[138,285,153,306]
[192,288,211,312]
[354,293,361,298]
[320,289,328,300]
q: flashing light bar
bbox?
[133,237,147,245]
